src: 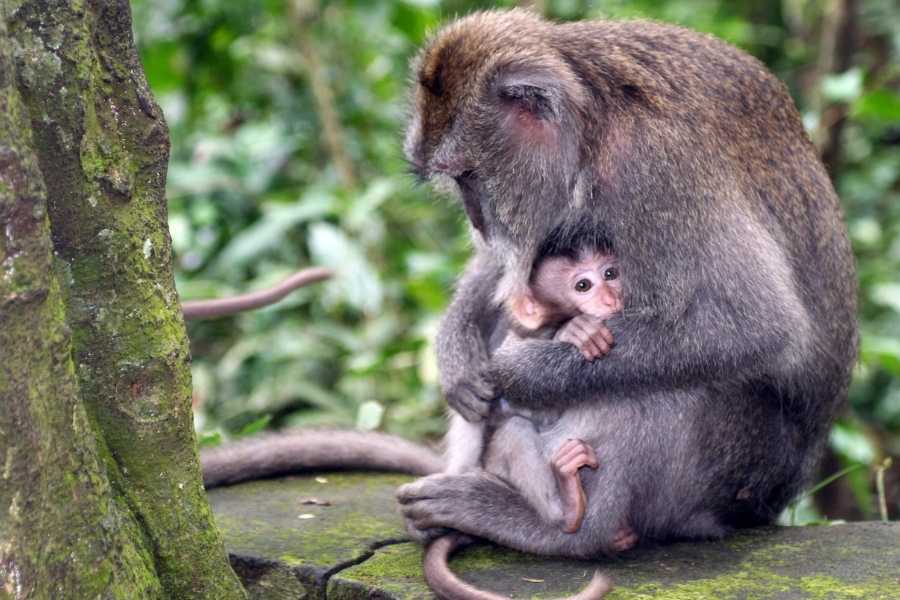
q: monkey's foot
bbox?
[552,439,599,533]
[611,526,639,552]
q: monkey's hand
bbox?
[554,315,614,361]
[443,369,496,422]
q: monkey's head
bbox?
[509,250,623,331]
[508,224,622,331]
[404,10,591,299]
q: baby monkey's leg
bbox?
[552,440,638,546]
[552,439,599,533]
[485,416,569,530]
[444,412,486,475]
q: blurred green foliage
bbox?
[131,0,899,519]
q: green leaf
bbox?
[356,400,385,431]
[821,68,863,103]
[308,222,384,314]
[829,422,876,464]
[345,178,396,231]
[859,335,900,376]
[874,386,900,427]
[211,190,336,271]
[853,89,900,122]
[237,414,272,437]
[198,432,223,448]
[870,283,900,314]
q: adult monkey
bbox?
[398,7,858,561]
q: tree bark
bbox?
[1,1,245,597]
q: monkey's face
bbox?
[533,251,623,320]
[404,10,589,279]
[508,251,623,331]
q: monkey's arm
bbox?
[436,251,504,421]
[181,267,332,319]
[492,288,805,409]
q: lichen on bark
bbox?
[1,1,245,597]
[0,13,160,598]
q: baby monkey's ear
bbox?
[507,292,549,331]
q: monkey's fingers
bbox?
[554,439,593,466]
[562,450,599,473]
[397,483,431,504]
[575,318,613,356]
[471,369,496,399]
[593,324,615,347]
[560,321,607,359]
[406,521,451,544]
[554,440,600,474]
[445,380,493,421]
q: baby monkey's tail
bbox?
[424,532,612,600]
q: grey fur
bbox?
[201,429,442,488]
[399,9,857,559]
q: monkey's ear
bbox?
[493,68,585,144]
[507,293,548,331]
[496,76,559,122]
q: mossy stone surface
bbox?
[211,473,900,599]
[209,472,414,599]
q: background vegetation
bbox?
[129,0,899,522]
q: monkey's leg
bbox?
[552,439,599,533]
[486,416,572,531]
[398,470,625,557]
[444,412,486,475]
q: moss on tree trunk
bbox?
[0,1,245,597]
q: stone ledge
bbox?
[207,472,900,599]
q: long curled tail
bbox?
[424,532,611,600]
[201,429,443,488]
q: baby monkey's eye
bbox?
[574,279,593,293]
[603,267,619,281]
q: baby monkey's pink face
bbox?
[509,251,623,331]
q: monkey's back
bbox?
[413,10,858,553]
[554,17,857,394]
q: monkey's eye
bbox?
[574,279,593,293]
[603,267,619,281]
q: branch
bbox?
[813,0,859,174]
[293,2,357,189]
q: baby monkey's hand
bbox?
[554,315,614,361]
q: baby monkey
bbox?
[497,243,622,532]
[430,240,623,600]
[444,238,623,534]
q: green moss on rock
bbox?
[212,473,900,600]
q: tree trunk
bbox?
[0,1,245,597]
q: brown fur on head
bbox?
[404,9,592,301]
[406,9,821,324]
